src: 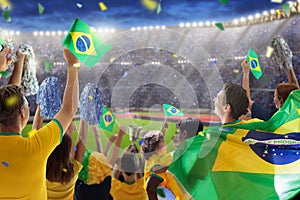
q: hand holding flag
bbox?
[246,48,262,79]
[63,18,112,67]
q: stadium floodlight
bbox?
[205,21,211,26]
[136,27,141,31]
[111,29,115,33]
[270,9,276,14]
[16,31,20,36]
[192,22,197,27]
[33,31,38,36]
[248,15,254,21]
[39,31,44,36]
[240,17,246,23]
[185,22,191,27]
[45,31,50,36]
[57,31,62,36]
[233,19,239,25]
[198,22,204,27]
[143,26,147,30]
[263,11,269,16]
[51,31,56,36]
[63,31,68,35]
[155,25,160,29]
[130,27,136,31]
[9,31,14,35]
[161,26,166,29]
[149,26,154,30]
[179,22,184,27]
[255,13,261,19]
[104,28,109,33]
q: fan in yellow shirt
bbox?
[111,144,147,200]
[0,48,79,199]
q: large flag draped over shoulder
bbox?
[63,18,112,67]
[169,90,300,200]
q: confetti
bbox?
[99,2,107,11]
[74,146,77,151]
[139,138,144,146]
[0,0,11,10]
[0,71,11,78]
[172,53,178,58]
[88,95,93,100]
[44,60,52,72]
[219,0,228,4]
[62,168,68,172]
[233,74,237,80]
[38,3,45,15]
[45,3,51,10]
[265,46,274,58]
[233,69,239,74]
[215,23,225,31]
[282,3,290,16]
[5,95,18,107]
[73,63,81,68]
[1,161,9,167]
[271,0,283,3]
[109,57,115,63]
[2,10,11,22]
[76,3,83,8]
[155,188,166,198]
[156,3,161,14]
[142,0,158,11]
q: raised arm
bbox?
[54,47,79,134]
[74,119,88,163]
[104,134,117,157]
[91,125,103,153]
[8,49,25,85]
[161,120,168,136]
[32,104,44,130]
[109,125,126,165]
[287,68,299,88]
[241,60,254,112]
[0,47,13,79]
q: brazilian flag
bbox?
[63,18,112,67]
[169,90,300,200]
[99,106,115,132]
[246,48,262,79]
[163,104,184,116]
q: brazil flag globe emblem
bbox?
[168,106,180,115]
[70,32,97,56]
[248,56,260,72]
[103,112,113,127]
[63,18,112,67]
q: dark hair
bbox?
[120,152,140,176]
[141,131,164,160]
[46,134,74,184]
[222,82,249,120]
[0,85,24,126]
[177,118,203,137]
[276,83,299,103]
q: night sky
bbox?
[0,0,286,32]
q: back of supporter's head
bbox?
[141,130,165,160]
[46,134,74,184]
[177,118,204,137]
[0,85,25,126]
[120,152,140,176]
[222,82,249,120]
[275,83,299,108]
